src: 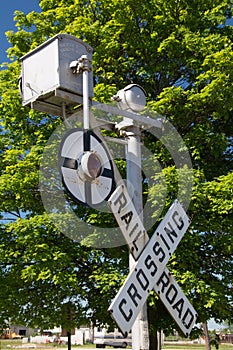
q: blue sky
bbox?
[0,0,40,64]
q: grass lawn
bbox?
[0,340,232,350]
[162,344,233,350]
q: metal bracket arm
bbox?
[70,55,92,74]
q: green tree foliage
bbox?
[0,0,232,344]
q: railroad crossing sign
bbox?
[58,128,115,207]
[108,184,197,337]
[21,34,197,350]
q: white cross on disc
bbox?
[58,128,115,207]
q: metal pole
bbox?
[126,125,149,350]
[83,69,90,130]
[67,331,71,350]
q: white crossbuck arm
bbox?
[108,184,197,337]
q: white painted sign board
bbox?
[109,183,148,260]
[153,267,197,336]
[108,184,197,336]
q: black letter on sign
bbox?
[121,211,133,230]
[164,222,178,244]
[156,271,169,293]
[182,308,194,329]
[172,210,184,230]
[173,298,184,318]
[119,299,133,322]
[153,242,165,263]
[166,284,178,304]
[114,192,127,214]
[131,227,143,252]
[144,255,157,277]
[127,284,142,307]
[136,269,149,291]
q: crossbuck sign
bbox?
[108,184,197,337]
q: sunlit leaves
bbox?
[0,0,232,338]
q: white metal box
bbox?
[20,34,93,116]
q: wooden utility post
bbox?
[203,322,211,350]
